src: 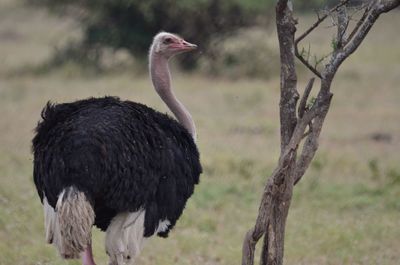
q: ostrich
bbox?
[32,32,202,265]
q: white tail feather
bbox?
[43,187,94,259]
[105,210,147,265]
[43,197,56,243]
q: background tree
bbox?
[31,0,358,70]
[31,0,272,68]
[242,0,400,265]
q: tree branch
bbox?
[345,1,372,45]
[294,48,322,78]
[295,0,350,45]
[329,0,400,75]
[344,0,399,57]
[298,78,315,118]
[336,5,349,49]
[294,0,351,78]
[294,89,333,185]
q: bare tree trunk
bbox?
[258,3,298,264]
[242,1,400,265]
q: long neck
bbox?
[149,52,197,140]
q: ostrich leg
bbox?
[82,243,96,265]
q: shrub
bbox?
[32,0,273,68]
[31,0,361,72]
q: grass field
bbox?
[0,1,399,265]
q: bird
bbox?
[32,32,202,265]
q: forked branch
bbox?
[295,0,350,44]
[294,0,351,78]
[329,0,400,76]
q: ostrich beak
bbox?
[182,40,198,50]
[175,40,197,52]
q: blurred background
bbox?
[0,0,399,264]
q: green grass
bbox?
[0,1,399,264]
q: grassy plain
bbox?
[0,1,399,264]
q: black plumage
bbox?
[32,96,202,237]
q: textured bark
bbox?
[242,1,400,265]
[276,0,298,151]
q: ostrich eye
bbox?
[126,255,131,260]
[163,37,173,44]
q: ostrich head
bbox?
[149,32,197,59]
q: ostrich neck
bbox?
[150,52,197,140]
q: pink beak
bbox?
[172,40,198,52]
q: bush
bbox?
[32,0,273,68]
[31,0,361,72]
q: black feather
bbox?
[32,96,202,236]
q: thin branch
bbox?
[295,0,350,44]
[314,9,321,20]
[330,0,400,74]
[295,13,328,44]
[345,1,396,56]
[295,0,351,78]
[298,78,315,118]
[314,53,331,68]
[345,2,372,45]
[336,5,349,48]
[294,91,333,185]
[295,48,322,78]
